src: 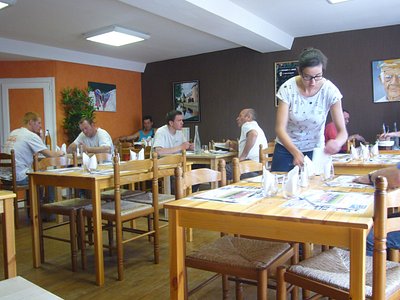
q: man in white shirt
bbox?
[153,110,194,155]
[226,108,268,179]
[67,118,113,154]
[1,112,64,185]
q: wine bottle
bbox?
[194,125,201,154]
[45,129,52,150]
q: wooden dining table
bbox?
[28,162,157,286]
[333,153,400,175]
[165,176,396,300]
[0,190,17,279]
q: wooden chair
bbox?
[0,149,30,228]
[232,157,263,183]
[176,161,298,299]
[81,154,160,280]
[33,153,92,271]
[276,176,400,300]
[259,141,275,169]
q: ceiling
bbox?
[0,0,399,72]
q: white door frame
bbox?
[0,77,57,149]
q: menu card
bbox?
[188,185,264,204]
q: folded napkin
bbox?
[138,148,145,160]
[283,165,299,198]
[350,145,359,160]
[82,152,98,171]
[76,146,81,157]
[312,148,331,175]
[371,142,379,156]
[262,166,277,197]
[360,143,369,160]
[56,143,67,154]
[304,155,315,177]
[130,149,137,161]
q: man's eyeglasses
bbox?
[302,73,323,81]
[382,74,400,82]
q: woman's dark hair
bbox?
[298,48,328,73]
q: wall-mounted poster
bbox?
[173,80,200,122]
[274,60,299,107]
[88,82,117,112]
[371,58,400,103]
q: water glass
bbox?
[321,162,335,181]
[202,145,209,152]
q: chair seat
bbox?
[42,198,93,214]
[288,247,400,298]
[187,236,291,270]
[101,189,146,201]
[84,200,152,216]
[124,192,175,205]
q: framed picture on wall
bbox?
[173,80,200,122]
[274,60,299,107]
[88,82,117,112]
[371,58,400,103]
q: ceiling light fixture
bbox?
[84,25,150,47]
[0,0,16,10]
[327,0,350,3]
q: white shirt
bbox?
[276,77,342,152]
[153,125,186,151]
[1,127,47,181]
[239,121,268,161]
[73,128,113,152]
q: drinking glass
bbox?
[202,145,209,153]
[321,162,335,181]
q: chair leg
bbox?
[116,220,123,281]
[235,277,243,300]
[38,208,45,263]
[257,270,267,300]
[276,266,287,300]
[222,275,229,299]
[78,209,86,270]
[108,220,113,257]
[69,211,78,272]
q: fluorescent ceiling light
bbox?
[327,0,350,3]
[0,0,16,10]
[84,25,150,47]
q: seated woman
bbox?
[118,115,157,143]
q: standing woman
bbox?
[271,48,348,172]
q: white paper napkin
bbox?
[138,148,145,160]
[371,142,379,156]
[312,148,331,175]
[57,143,67,154]
[283,165,299,197]
[304,155,315,177]
[130,149,137,160]
[262,166,277,197]
[76,146,81,157]
[350,145,359,160]
[360,143,369,160]
[82,152,98,170]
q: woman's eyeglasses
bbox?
[302,73,323,81]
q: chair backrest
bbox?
[153,150,187,178]
[259,142,275,167]
[33,153,75,171]
[232,157,263,183]
[113,154,158,216]
[117,142,133,161]
[0,150,18,192]
[175,159,226,199]
[372,176,400,298]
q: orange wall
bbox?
[0,60,142,145]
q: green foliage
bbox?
[61,87,95,143]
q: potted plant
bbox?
[61,87,95,143]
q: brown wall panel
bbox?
[143,25,400,144]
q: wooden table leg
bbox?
[2,197,16,278]
[349,228,366,299]
[210,158,217,189]
[169,210,185,300]
[29,177,41,268]
[92,183,104,286]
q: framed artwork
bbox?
[88,82,117,112]
[173,80,200,122]
[274,60,299,107]
[371,58,400,103]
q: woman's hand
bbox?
[324,139,341,155]
[292,150,305,167]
